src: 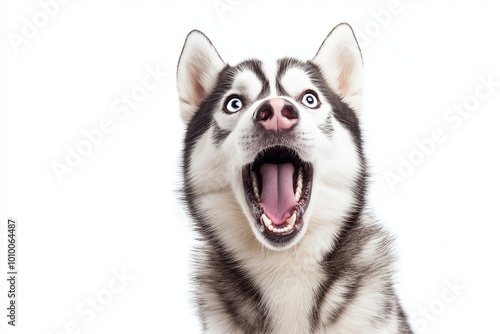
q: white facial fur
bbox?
[178,24,364,252]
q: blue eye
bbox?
[225,97,243,113]
[302,92,320,108]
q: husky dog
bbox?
[176,23,412,333]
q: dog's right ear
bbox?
[177,30,226,124]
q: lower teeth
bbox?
[261,213,296,233]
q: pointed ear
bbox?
[313,23,363,112]
[177,30,226,124]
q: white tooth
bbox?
[251,171,260,201]
[295,186,302,201]
[295,167,303,201]
[286,213,297,227]
[296,183,302,191]
[254,186,261,201]
[251,172,258,187]
[261,214,272,227]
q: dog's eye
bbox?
[301,92,320,109]
[225,97,243,113]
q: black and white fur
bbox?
[177,23,413,333]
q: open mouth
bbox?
[243,146,313,245]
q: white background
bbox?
[1,1,499,333]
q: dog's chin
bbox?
[242,146,313,250]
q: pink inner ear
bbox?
[188,71,205,106]
[337,51,354,97]
[187,57,209,106]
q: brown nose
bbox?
[254,98,299,131]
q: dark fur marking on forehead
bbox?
[235,59,270,99]
[276,58,302,96]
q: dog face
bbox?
[178,24,365,251]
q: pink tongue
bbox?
[259,163,296,225]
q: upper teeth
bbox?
[251,171,260,202]
[295,166,304,201]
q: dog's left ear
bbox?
[313,23,363,112]
[177,30,226,124]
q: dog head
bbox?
[177,24,365,251]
